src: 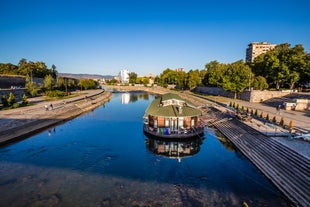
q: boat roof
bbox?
[145,93,202,117]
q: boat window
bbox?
[191,118,195,127]
[165,118,170,127]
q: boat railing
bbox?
[143,124,204,138]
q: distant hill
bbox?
[58,73,114,80]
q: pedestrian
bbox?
[45,105,48,111]
[276,104,281,115]
[50,103,53,110]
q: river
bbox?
[0,92,292,207]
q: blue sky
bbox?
[1,0,309,76]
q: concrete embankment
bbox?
[0,90,112,145]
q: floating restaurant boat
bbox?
[143,93,204,139]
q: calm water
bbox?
[0,92,292,207]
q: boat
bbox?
[143,93,204,139]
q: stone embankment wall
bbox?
[0,76,25,88]
[195,86,293,102]
[0,89,27,103]
[0,76,45,103]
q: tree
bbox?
[252,76,268,90]
[129,72,137,84]
[0,63,19,74]
[25,75,39,97]
[8,92,16,106]
[186,69,201,89]
[222,60,252,99]
[203,61,226,87]
[251,43,309,89]
[51,64,57,78]
[56,76,65,90]
[44,75,55,91]
[21,94,28,106]
[78,79,98,90]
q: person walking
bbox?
[50,103,53,110]
[276,104,281,115]
[45,105,48,111]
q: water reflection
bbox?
[145,136,204,162]
[121,93,130,104]
[120,92,150,104]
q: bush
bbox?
[46,90,65,98]
[272,116,277,123]
[289,120,294,130]
[266,114,270,122]
[12,103,19,108]
[279,117,284,126]
[254,109,258,116]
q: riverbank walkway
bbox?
[193,93,310,134]
[212,116,310,207]
[0,89,112,145]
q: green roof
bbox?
[145,93,201,117]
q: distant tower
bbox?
[246,42,276,62]
[118,69,130,83]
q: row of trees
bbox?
[26,74,98,97]
[156,43,309,95]
[251,43,310,90]
[0,58,57,78]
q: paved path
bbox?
[189,92,310,133]
[0,90,111,145]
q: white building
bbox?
[246,42,277,62]
[118,69,130,83]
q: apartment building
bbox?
[246,42,276,62]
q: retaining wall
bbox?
[195,86,293,102]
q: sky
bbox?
[1,0,309,76]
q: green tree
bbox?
[78,79,98,90]
[0,63,19,75]
[222,60,252,99]
[159,68,187,89]
[252,76,268,90]
[56,76,65,90]
[44,75,55,91]
[21,94,28,106]
[186,69,201,89]
[8,92,16,106]
[129,72,137,84]
[25,75,39,97]
[203,61,227,87]
[251,43,310,89]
